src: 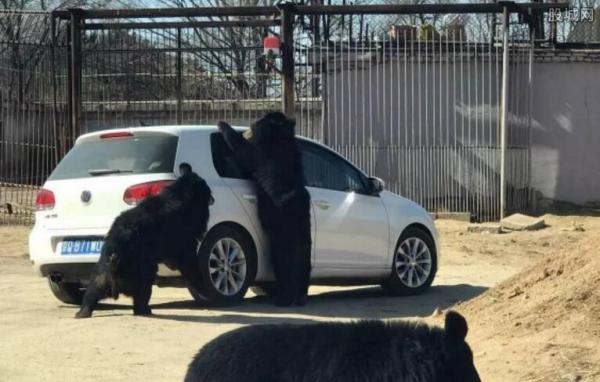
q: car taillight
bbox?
[123,180,174,205]
[35,189,55,211]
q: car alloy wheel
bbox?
[190,225,257,306]
[394,237,433,288]
[208,238,247,296]
[381,226,437,296]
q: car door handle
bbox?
[242,194,256,202]
[314,200,331,210]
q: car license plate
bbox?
[60,239,104,256]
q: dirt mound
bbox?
[456,234,600,381]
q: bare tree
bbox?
[117,0,280,99]
[0,0,113,103]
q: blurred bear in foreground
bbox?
[75,163,213,318]
[185,311,481,382]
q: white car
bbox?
[29,125,439,306]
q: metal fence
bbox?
[547,1,600,46]
[0,3,569,224]
[294,5,535,220]
[0,11,68,224]
[79,19,284,132]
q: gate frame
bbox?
[50,1,568,220]
[51,1,567,123]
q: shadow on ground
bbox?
[216,284,488,319]
[76,283,487,324]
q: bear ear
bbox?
[283,117,296,135]
[288,117,296,129]
[179,162,192,175]
[444,311,468,344]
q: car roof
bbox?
[76,124,325,147]
[77,125,235,141]
[74,124,368,178]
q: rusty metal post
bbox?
[527,19,535,212]
[550,18,557,46]
[279,3,295,118]
[50,14,61,165]
[499,3,510,220]
[65,17,72,156]
[176,28,183,125]
[68,8,83,148]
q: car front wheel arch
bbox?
[187,222,258,306]
[381,224,438,296]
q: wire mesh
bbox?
[0,11,68,224]
[296,11,534,221]
[546,1,599,45]
[1,7,542,224]
[80,20,283,133]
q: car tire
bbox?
[189,225,257,306]
[381,226,437,296]
[48,279,85,305]
[187,283,210,304]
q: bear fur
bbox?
[75,164,213,318]
[217,112,312,307]
[184,311,481,382]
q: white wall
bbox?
[531,62,600,205]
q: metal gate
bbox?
[0,11,68,224]
[1,3,568,224]
[294,4,542,221]
[76,16,283,134]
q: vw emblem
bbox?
[81,190,92,203]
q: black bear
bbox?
[184,311,481,382]
[75,163,214,318]
[217,112,311,307]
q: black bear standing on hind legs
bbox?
[75,163,214,318]
[217,112,312,307]
[184,311,481,382]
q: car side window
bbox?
[300,141,367,193]
[210,133,252,180]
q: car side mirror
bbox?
[368,177,385,195]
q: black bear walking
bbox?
[75,164,214,318]
[217,112,312,307]
[184,311,481,382]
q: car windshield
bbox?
[48,134,179,180]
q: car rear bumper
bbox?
[40,263,96,283]
[29,225,182,281]
[29,226,104,276]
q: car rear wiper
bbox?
[88,169,134,176]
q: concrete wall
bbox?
[321,53,531,219]
[531,55,600,206]
[320,49,600,209]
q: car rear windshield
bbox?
[48,134,179,180]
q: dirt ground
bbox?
[1,213,599,382]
